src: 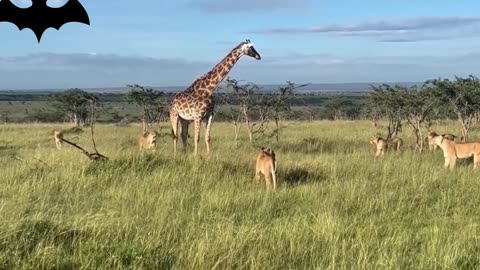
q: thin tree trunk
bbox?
[241,104,254,144]
[461,123,469,142]
[418,121,424,152]
[245,118,254,144]
[246,124,254,143]
[142,105,147,132]
[275,117,280,142]
[233,118,242,145]
[73,113,79,126]
[407,116,424,152]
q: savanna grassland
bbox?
[1,121,480,269]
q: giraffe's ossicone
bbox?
[169,40,261,156]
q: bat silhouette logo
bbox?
[0,0,90,42]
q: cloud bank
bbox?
[1,52,479,89]
[251,16,480,42]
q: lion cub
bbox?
[255,147,277,189]
[428,133,480,169]
[52,129,63,149]
[138,131,159,152]
[426,131,457,150]
[369,135,403,157]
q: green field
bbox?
[1,121,480,269]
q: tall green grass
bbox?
[1,121,480,269]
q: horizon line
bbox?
[0,81,423,92]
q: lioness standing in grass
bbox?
[428,133,480,169]
[369,135,403,157]
[138,131,159,152]
[52,129,63,149]
[426,131,457,151]
[255,147,277,190]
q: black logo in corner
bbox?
[0,0,90,42]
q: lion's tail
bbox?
[271,161,277,189]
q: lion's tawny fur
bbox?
[426,131,457,151]
[53,129,63,150]
[138,131,159,152]
[369,135,403,157]
[255,147,277,189]
[429,134,480,169]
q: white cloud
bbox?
[251,16,480,42]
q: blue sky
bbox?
[1,0,480,89]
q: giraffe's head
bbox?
[238,39,261,60]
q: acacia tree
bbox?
[268,81,309,141]
[365,105,382,127]
[427,76,480,142]
[368,84,404,139]
[126,84,166,132]
[48,88,96,126]
[324,96,360,120]
[397,85,435,151]
[224,78,271,144]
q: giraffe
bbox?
[169,40,261,156]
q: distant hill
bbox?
[0,82,422,93]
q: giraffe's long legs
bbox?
[170,109,179,155]
[193,118,201,156]
[204,114,213,155]
[180,118,189,151]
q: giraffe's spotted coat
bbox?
[169,40,261,156]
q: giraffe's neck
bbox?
[188,48,243,98]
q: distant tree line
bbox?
[4,75,480,147]
[367,75,480,150]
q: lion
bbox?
[428,133,480,169]
[52,129,63,150]
[138,130,159,152]
[369,135,403,157]
[255,147,277,189]
[426,131,457,150]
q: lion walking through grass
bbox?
[428,133,480,169]
[369,135,403,157]
[52,129,63,150]
[138,131,159,152]
[255,147,277,189]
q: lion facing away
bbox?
[255,147,277,190]
[369,135,403,157]
[52,129,63,149]
[428,133,480,169]
[426,131,457,151]
[138,131,159,152]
